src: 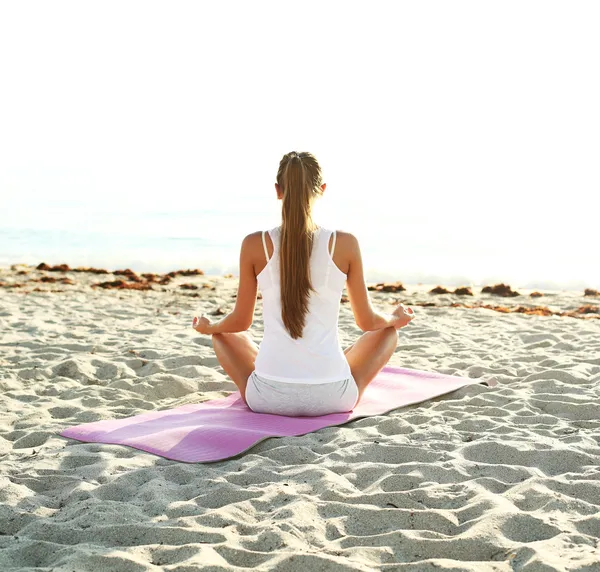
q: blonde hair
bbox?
[276,151,324,339]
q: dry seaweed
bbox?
[481,283,520,297]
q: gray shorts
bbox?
[245,371,359,417]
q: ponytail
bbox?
[276,152,324,339]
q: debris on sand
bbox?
[166,269,204,278]
[33,276,75,285]
[141,273,167,283]
[439,302,599,319]
[36,263,71,272]
[72,267,110,274]
[481,283,521,297]
[454,287,473,296]
[569,305,599,315]
[511,305,553,316]
[92,280,154,291]
[113,269,144,282]
[368,282,406,293]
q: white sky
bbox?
[1,1,599,287]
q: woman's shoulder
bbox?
[324,228,358,246]
[330,229,354,239]
[242,230,263,244]
[318,225,353,237]
[243,227,279,241]
[320,229,359,262]
[241,230,273,253]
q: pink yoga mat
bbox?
[59,366,497,463]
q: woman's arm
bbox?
[345,233,413,331]
[193,234,258,335]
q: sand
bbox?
[1,264,599,571]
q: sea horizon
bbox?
[2,214,597,292]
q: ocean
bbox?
[1,195,597,291]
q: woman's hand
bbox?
[192,314,212,335]
[391,303,415,329]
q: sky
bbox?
[1,1,599,288]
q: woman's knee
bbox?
[383,325,398,342]
[213,331,251,342]
[211,332,237,346]
[211,332,234,354]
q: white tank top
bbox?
[254,225,353,384]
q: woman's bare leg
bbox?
[211,332,258,406]
[344,327,399,403]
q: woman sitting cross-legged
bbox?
[192,151,414,416]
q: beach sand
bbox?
[1,264,599,571]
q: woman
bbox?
[192,151,414,416]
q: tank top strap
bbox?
[262,227,280,259]
[261,227,279,284]
[261,231,270,263]
[323,228,336,286]
[330,230,337,256]
[269,226,280,253]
